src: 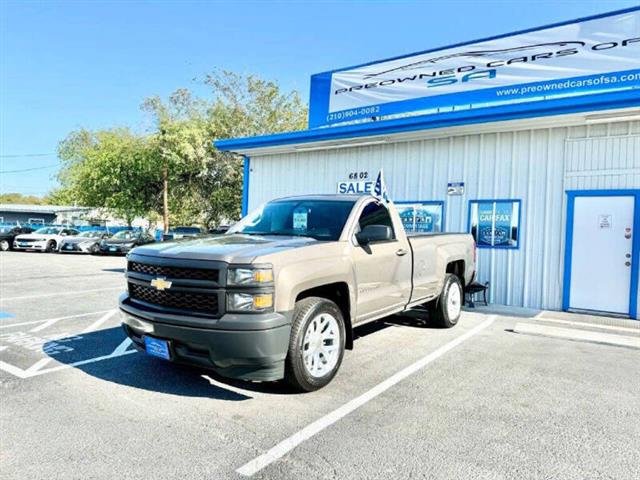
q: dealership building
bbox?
[217,8,640,320]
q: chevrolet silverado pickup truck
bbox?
[120,194,476,391]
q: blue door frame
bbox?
[562,189,640,319]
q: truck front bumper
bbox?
[119,294,291,382]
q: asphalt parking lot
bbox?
[1,251,639,480]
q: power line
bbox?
[0,164,60,174]
[0,153,56,158]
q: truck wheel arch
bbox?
[445,259,466,290]
[295,282,354,350]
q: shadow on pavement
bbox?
[45,308,442,399]
[44,327,256,401]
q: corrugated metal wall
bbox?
[248,120,640,312]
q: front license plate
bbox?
[65,245,73,250]
[109,246,117,252]
[20,243,29,247]
[144,336,170,360]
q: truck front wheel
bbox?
[284,297,346,392]
[429,274,462,328]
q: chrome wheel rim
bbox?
[447,282,461,320]
[302,313,340,378]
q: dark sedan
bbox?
[161,226,203,242]
[99,230,156,255]
[0,226,34,251]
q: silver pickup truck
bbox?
[120,194,476,391]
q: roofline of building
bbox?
[214,90,640,155]
[0,204,93,214]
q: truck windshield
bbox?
[228,200,356,241]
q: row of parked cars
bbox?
[0,224,230,254]
[0,226,156,255]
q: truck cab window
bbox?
[358,202,395,239]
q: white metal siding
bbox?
[247,120,640,313]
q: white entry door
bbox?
[569,195,635,314]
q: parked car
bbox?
[161,226,203,242]
[59,230,110,254]
[0,226,34,251]
[99,230,156,255]
[208,225,230,235]
[120,194,476,391]
[13,227,80,252]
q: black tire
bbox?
[428,274,463,328]
[284,297,346,392]
[45,240,56,253]
[0,240,9,251]
[90,244,99,254]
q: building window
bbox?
[28,218,45,225]
[396,201,445,233]
[468,200,521,249]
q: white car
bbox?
[13,227,80,252]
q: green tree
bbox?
[56,128,161,225]
[142,71,308,229]
[54,71,308,229]
[0,193,46,205]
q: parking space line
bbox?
[0,310,115,330]
[27,338,137,377]
[236,315,496,477]
[81,310,118,333]
[0,337,137,379]
[1,287,122,302]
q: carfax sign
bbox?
[308,8,640,127]
[469,200,521,249]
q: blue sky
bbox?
[1,0,638,197]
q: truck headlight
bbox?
[227,267,273,286]
[227,292,273,313]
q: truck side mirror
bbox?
[355,225,393,245]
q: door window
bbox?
[357,202,395,240]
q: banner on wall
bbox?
[396,203,443,233]
[308,8,640,127]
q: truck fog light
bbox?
[227,292,273,312]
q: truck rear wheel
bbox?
[429,274,462,328]
[284,297,346,392]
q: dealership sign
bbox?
[308,8,640,127]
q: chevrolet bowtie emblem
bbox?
[150,277,172,291]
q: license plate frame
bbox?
[144,336,171,360]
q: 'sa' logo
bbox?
[150,277,172,291]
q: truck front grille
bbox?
[128,283,218,314]
[128,261,219,282]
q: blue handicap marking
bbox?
[0,312,15,319]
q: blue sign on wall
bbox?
[396,201,444,233]
[469,200,521,249]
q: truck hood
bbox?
[131,234,318,263]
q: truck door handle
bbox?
[396,248,408,256]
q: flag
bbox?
[373,169,391,203]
